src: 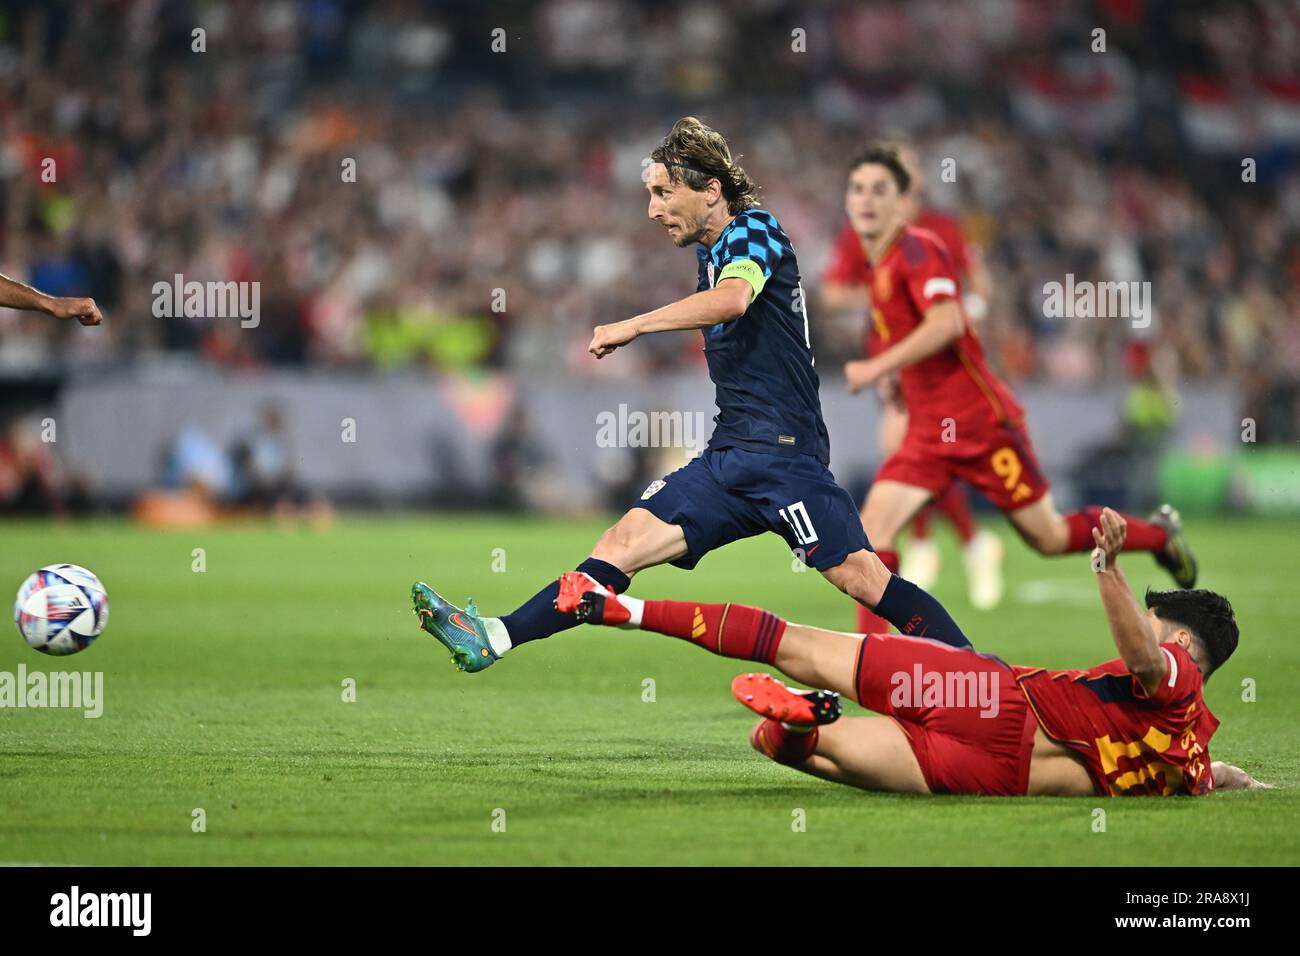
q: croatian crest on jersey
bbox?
[641,479,666,500]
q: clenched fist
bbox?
[48,297,103,326]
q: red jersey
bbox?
[1013,643,1219,796]
[822,209,971,289]
[867,225,1023,440]
[913,208,971,274]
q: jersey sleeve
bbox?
[716,211,785,301]
[823,224,870,285]
[899,233,960,312]
[1133,642,1203,707]
[926,215,971,275]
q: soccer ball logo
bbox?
[13,564,109,656]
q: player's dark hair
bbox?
[650,117,760,214]
[848,143,912,194]
[1144,588,1239,677]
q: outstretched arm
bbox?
[821,280,870,314]
[0,272,102,325]
[845,300,962,393]
[1091,507,1167,697]
[588,278,750,358]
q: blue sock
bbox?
[499,557,631,646]
[873,575,972,649]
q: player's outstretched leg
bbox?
[1148,504,1198,588]
[556,575,935,793]
[558,560,973,655]
[822,549,974,649]
[411,584,501,672]
[856,479,933,634]
[412,509,685,672]
[558,571,791,665]
[412,555,628,673]
[558,570,855,679]
[1010,495,1197,588]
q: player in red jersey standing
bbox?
[835,144,1195,636]
[0,271,102,324]
[823,144,1002,608]
[556,509,1267,796]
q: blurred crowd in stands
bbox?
[0,0,1298,509]
[0,397,333,519]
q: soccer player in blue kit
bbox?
[413,117,966,672]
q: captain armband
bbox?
[717,259,766,302]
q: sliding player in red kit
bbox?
[823,143,1003,608]
[837,144,1197,637]
[556,509,1268,796]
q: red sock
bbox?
[1063,507,1168,553]
[936,485,976,544]
[912,504,934,540]
[855,549,897,634]
[640,600,786,664]
[751,718,819,766]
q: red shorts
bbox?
[875,421,1049,512]
[853,633,1039,796]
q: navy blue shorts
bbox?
[632,447,872,572]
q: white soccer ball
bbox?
[13,564,109,656]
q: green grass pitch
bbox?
[2,514,1297,866]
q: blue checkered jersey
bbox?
[694,208,829,464]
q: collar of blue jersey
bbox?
[698,211,747,260]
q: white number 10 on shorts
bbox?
[779,501,819,545]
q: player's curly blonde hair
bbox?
[650,117,760,214]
